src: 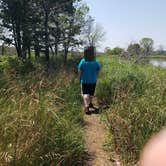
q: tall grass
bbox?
[96,56,166,165]
[0,56,84,165]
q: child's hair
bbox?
[84,46,96,61]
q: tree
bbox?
[59,1,89,63]
[40,0,54,61]
[0,0,33,59]
[104,47,111,55]
[127,43,141,57]
[40,0,82,62]
[30,0,43,58]
[0,25,2,42]
[83,16,105,47]
[0,26,4,55]
[49,12,61,56]
[110,47,123,55]
[0,0,93,63]
[140,38,154,56]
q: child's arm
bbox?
[77,59,83,80]
[78,70,82,78]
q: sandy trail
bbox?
[83,112,111,166]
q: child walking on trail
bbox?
[77,46,101,114]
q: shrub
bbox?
[8,57,35,75]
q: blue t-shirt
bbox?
[78,58,101,84]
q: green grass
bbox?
[96,56,166,165]
[149,54,166,58]
[0,55,84,165]
[2,54,166,165]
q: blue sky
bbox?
[83,0,166,51]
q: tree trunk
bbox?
[28,47,31,59]
[43,2,49,61]
[35,47,40,58]
[16,25,22,58]
[45,46,49,61]
[55,44,58,56]
[11,19,21,57]
[34,43,40,58]
[22,33,27,59]
[50,45,54,56]
[64,46,68,64]
[34,36,40,58]
[1,44,5,55]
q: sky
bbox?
[83,0,166,51]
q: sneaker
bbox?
[89,102,95,109]
[84,107,90,114]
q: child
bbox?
[78,46,101,114]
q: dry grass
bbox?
[0,56,84,165]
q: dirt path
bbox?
[83,112,111,166]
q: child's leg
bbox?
[89,83,96,107]
[81,84,85,108]
[89,96,95,108]
[83,94,90,108]
[89,96,93,104]
[81,84,89,108]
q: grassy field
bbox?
[96,56,166,165]
[0,56,84,165]
[1,54,166,165]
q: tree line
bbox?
[105,38,166,61]
[0,0,102,63]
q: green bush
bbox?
[0,56,36,76]
[8,57,35,75]
[0,56,10,73]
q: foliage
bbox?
[0,0,90,61]
[96,56,166,165]
[0,0,33,58]
[127,43,141,58]
[140,38,154,57]
[83,16,105,47]
[105,47,123,56]
[0,56,84,165]
[104,47,112,55]
[58,1,89,62]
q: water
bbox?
[149,58,166,68]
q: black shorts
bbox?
[81,83,96,96]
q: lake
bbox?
[149,58,166,68]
